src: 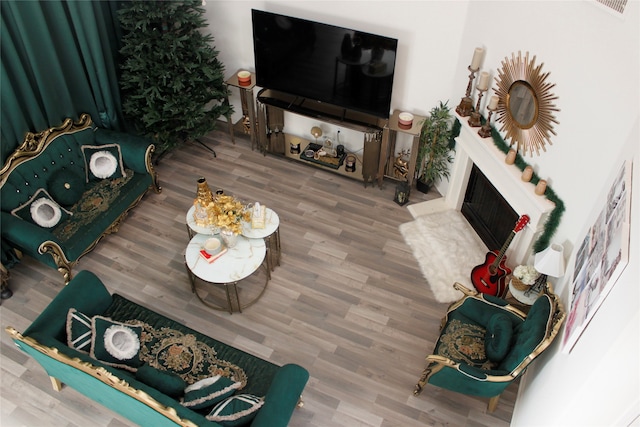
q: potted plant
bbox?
[415,101,455,193]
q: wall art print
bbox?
[562,160,633,353]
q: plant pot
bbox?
[416,179,432,194]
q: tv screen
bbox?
[252,9,397,119]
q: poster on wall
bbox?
[562,160,633,354]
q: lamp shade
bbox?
[534,244,565,278]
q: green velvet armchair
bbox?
[414,282,565,411]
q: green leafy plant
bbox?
[118,0,232,155]
[415,101,455,190]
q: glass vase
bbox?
[220,228,238,248]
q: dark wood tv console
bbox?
[256,88,389,186]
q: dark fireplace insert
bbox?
[461,164,519,251]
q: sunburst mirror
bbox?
[494,51,559,156]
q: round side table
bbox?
[508,280,541,306]
[185,233,266,313]
[241,208,280,274]
[185,205,218,238]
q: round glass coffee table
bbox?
[185,233,267,313]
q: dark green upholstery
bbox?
[11,270,309,427]
[136,365,187,398]
[484,313,514,362]
[415,283,564,408]
[0,115,159,283]
[49,169,86,206]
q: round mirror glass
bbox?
[507,81,538,129]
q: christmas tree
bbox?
[118,0,231,154]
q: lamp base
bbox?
[525,274,548,298]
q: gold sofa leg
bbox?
[488,395,500,412]
[50,376,63,392]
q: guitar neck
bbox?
[491,231,515,268]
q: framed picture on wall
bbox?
[562,159,633,354]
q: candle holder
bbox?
[455,66,479,117]
[468,87,486,127]
[478,104,496,138]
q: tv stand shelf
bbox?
[256,89,388,185]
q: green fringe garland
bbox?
[453,119,565,254]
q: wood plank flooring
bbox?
[0,127,517,426]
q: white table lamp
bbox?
[526,243,566,297]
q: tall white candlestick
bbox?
[488,95,499,110]
[470,47,484,70]
[477,72,490,91]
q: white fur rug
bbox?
[399,209,487,303]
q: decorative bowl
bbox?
[203,237,223,255]
[398,112,414,126]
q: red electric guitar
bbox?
[471,215,530,297]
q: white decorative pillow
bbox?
[10,188,72,228]
[81,144,126,182]
[90,150,118,179]
[90,316,143,371]
[103,323,140,360]
[30,197,63,228]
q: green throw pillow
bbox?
[81,144,126,182]
[136,364,186,398]
[66,308,92,353]
[10,188,72,228]
[206,394,264,426]
[485,313,514,362]
[49,169,85,207]
[181,375,242,410]
[90,316,143,372]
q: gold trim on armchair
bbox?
[5,326,198,427]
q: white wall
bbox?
[202,1,640,424]
[204,1,468,153]
[458,1,639,425]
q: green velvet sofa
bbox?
[6,270,309,427]
[0,114,161,284]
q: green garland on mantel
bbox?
[453,118,565,254]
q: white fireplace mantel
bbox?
[410,114,556,265]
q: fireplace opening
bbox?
[461,164,519,251]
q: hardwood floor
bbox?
[0,127,517,426]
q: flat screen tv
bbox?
[252,9,397,119]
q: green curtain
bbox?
[1,0,123,165]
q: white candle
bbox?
[477,71,490,91]
[488,95,499,110]
[470,47,484,70]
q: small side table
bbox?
[507,280,542,308]
[241,208,280,275]
[225,70,257,150]
[378,110,426,187]
[185,234,267,314]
